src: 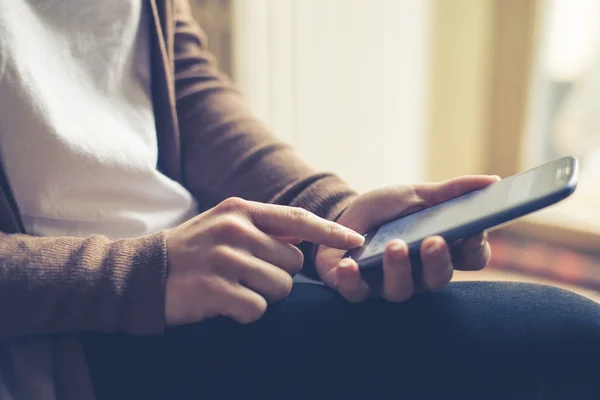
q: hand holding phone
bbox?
[315,175,498,302]
[344,157,578,276]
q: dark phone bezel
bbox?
[345,156,579,272]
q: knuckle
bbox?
[208,245,234,264]
[287,247,304,274]
[429,267,453,291]
[216,197,249,213]
[215,215,249,238]
[412,183,433,206]
[326,221,337,237]
[288,207,311,223]
[273,274,294,300]
[242,298,268,324]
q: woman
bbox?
[0,1,599,399]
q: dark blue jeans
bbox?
[81,281,600,400]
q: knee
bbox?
[443,281,600,344]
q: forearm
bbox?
[173,0,357,277]
[0,232,167,338]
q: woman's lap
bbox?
[81,281,600,400]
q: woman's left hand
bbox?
[315,175,499,302]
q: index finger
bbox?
[246,202,365,249]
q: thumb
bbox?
[412,175,500,207]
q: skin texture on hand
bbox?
[164,197,364,326]
[315,175,500,303]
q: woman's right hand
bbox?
[164,197,364,326]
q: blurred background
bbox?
[190,0,600,300]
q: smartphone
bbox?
[345,156,579,273]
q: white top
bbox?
[0,0,197,239]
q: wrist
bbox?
[113,231,169,334]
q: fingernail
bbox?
[347,231,365,247]
[427,239,443,255]
[389,241,407,261]
[339,258,353,268]
[492,175,502,181]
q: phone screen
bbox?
[354,157,576,262]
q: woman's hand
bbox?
[165,197,364,325]
[315,175,499,302]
